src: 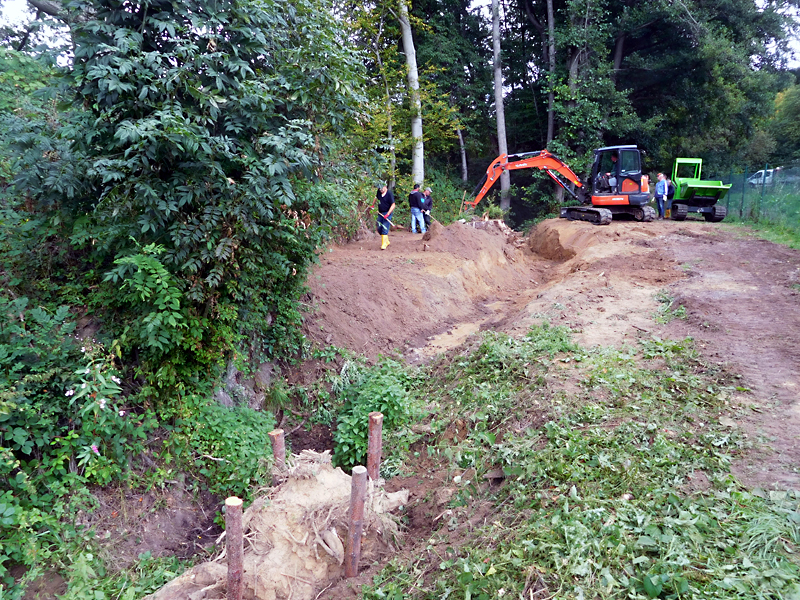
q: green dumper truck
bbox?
[669,158,731,222]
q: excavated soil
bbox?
[307,218,800,491]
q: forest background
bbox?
[1,0,799,597]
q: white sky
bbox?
[0,0,28,24]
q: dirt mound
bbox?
[421,220,512,262]
[305,220,536,358]
[421,219,444,241]
[528,218,660,261]
[528,220,602,260]
[528,219,610,260]
[145,451,408,600]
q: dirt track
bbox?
[307,217,800,490]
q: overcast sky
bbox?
[1,0,798,66]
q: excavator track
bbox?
[637,206,656,222]
[671,203,689,221]
[561,206,613,225]
[704,204,727,222]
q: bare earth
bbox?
[306,217,800,490]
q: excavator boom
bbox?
[466,150,583,209]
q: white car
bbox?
[747,169,776,187]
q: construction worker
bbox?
[376,183,395,250]
[408,184,426,234]
[606,151,621,193]
[655,173,668,219]
[421,187,433,229]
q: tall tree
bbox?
[492,0,511,209]
[398,0,424,184]
[412,0,492,177]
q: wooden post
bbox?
[367,412,384,480]
[345,466,368,577]
[225,497,244,600]
[268,429,285,472]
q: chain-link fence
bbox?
[715,163,800,231]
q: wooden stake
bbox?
[268,428,285,472]
[345,466,368,577]
[367,412,384,480]
[225,497,244,600]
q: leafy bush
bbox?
[0,296,154,596]
[174,399,276,499]
[332,359,419,471]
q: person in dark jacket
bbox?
[376,183,395,250]
[408,183,426,234]
[421,187,433,229]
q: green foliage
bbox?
[365,328,800,599]
[106,242,188,353]
[332,358,420,471]
[0,295,157,597]
[769,86,800,163]
[174,398,276,499]
[4,0,366,399]
[58,550,190,600]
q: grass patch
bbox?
[360,326,800,600]
[653,290,687,324]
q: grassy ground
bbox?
[356,325,800,600]
[723,186,800,249]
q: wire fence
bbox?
[714,163,800,232]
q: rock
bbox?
[254,362,273,389]
[435,488,456,506]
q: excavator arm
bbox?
[466,150,584,209]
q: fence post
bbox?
[345,466,368,577]
[727,168,732,212]
[225,497,244,600]
[367,412,384,480]
[268,428,286,472]
[759,162,768,220]
[741,166,747,218]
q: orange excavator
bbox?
[468,146,654,225]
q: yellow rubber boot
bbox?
[381,235,389,250]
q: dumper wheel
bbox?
[704,204,727,223]
[671,203,688,221]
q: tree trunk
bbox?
[456,125,468,183]
[374,44,397,188]
[546,0,556,145]
[492,0,510,210]
[27,0,62,17]
[398,0,424,185]
[612,34,625,85]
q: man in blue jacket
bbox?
[654,173,668,219]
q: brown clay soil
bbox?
[306,217,800,491]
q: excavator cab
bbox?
[584,146,653,221]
